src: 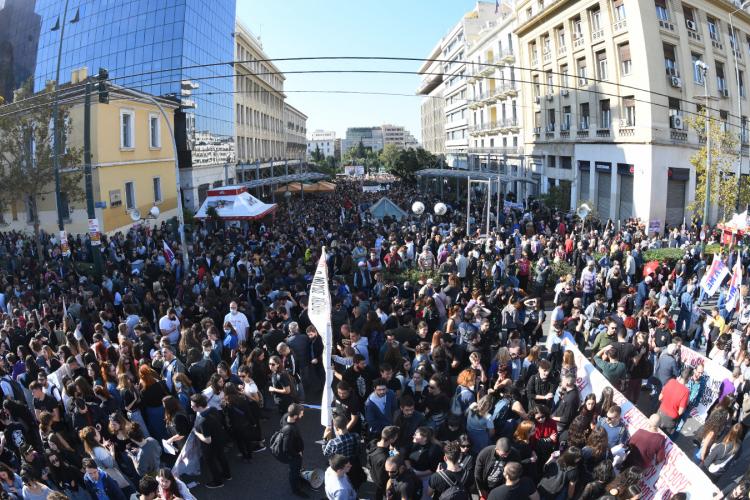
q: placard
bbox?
[88,218,101,246]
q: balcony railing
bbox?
[613,18,627,32]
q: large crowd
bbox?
[0,178,746,500]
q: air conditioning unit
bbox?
[722,88,730,97]
[546,94,554,101]
[686,20,697,31]
[561,88,569,96]
[670,114,684,130]
[670,76,682,88]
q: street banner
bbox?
[562,339,720,499]
[725,253,743,312]
[309,248,334,427]
[679,345,733,424]
[88,218,101,246]
[700,254,729,298]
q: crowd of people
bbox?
[0,178,745,500]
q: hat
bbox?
[426,278,434,285]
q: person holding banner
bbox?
[657,367,691,435]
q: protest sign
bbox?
[700,254,729,298]
[563,340,720,499]
[679,345,733,424]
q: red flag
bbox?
[163,241,175,264]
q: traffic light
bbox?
[97,68,109,104]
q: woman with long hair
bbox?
[578,460,615,500]
[578,393,599,429]
[138,365,168,441]
[465,395,498,455]
[597,386,615,416]
[566,414,592,450]
[560,350,577,381]
[453,369,477,416]
[172,372,194,411]
[46,451,88,500]
[202,373,225,410]
[581,427,611,482]
[222,383,262,460]
[0,462,22,499]
[702,422,743,478]
[162,396,190,454]
[78,426,131,493]
[100,361,121,408]
[538,446,582,500]
[157,468,196,500]
[105,412,139,483]
[511,419,538,479]
[697,406,733,465]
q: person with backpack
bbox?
[269,355,297,414]
[270,403,307,498]
[486,461,539,500]
[366,425,400,500]
[427,441,472,500]
[189,393,230,489]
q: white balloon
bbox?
[412,201,425,215]
[149,206,160,219]
[434,202,447,216]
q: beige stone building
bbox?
[234,21,287,178]
[418,42,447,155]
[284,103,308,160]
[515,0,750,227]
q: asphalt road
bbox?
[191,301,711,499]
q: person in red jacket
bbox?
[657,366,691,435]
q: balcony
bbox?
[658,18,675,32]
[543,51,552,63]
[478,88,497,104]
[501,49,515,64]
[533,127,541,136]
[596,129,611,138]
[531,58,539,67]
[557,46,567,57]
[619,120,635,136]
[613,18,627,32]
[711,35,723,51]
[503,83,519,97]
[468,146,524,156]
[573,36,585,50]
[670,130,688,141]
[505,119,520,133]
[591,29,605,42]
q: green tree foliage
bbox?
[386,147,437,183]
[687,113,750,221]
[310,144,324,163]
[0,81,84,259]
[379,143,400,171]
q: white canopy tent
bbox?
[194,186,277,221]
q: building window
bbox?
[717,62,727,93]
[557,26,566,49]
[743,116,749,143]
[655,0,669,22]
[547,156,556,169]
[619,43,631,75]
[546,71,554,94]
[533,74,540,97]
[740,70,746,98]
[590,7,601,31]
[149,114,160,148]
[663,43,677,75]
[692,53,704,83]
[600,100,611,128]
[125,182,136,210]
[720,110,729,133]
[613,0,625,21]
[573,17,583,39]
[577,58,587,85]
[683,6,696,28]
[562,106,572,130]
[120,110,134,149]
[561,65,569,87]
[707,16,719,41]
[547,109,556,131]
[623,97,636,126]
[543,35,551,54]
[596,51,608,80]
[561,156,572,169]
[580,102,590,129]
[153,177,162,203]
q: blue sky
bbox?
[237,0,479,141]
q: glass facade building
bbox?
[2,0,236,168]
[0,0,42,103]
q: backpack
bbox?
[437,469,469,500]
[269,425,290,463]
[450,387,472,416]
[1,377,25,402]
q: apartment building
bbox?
[467,1,537,200]
[418,2,500,168]
[307,130,337,159]
[418,43,447,155]
[516,0,750,226]
[234,22,287,166]
[284,103,308,160]
[381,124,420,149]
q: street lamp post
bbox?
[696,60,711,226]
[50,0,79,233]
[729,2,750,212]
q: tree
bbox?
[687,113,750,222]
[379,143,400,171]
[539,185,569,211]
[385,147,437,183]
[0,80,84,260]
[310,144,324,163]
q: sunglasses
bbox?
[268,363,277,366]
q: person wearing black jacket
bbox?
[279,403,307,497]
[223,383,262,460]
[474,438,521,499]
[366,425,399,500]
[525,360,555,412]
[190,394,230,489]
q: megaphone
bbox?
[301,469,324,489]
[576,203,591,220]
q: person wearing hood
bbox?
[364,379,397,436]
[82,458,126,500]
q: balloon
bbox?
[411,201,425,215]
[434,202,447,216]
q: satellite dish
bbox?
[576,203,591,220]
[149,206,160,219]
[129,209,141,222]
[434,202,447,216]
[411,201,425,215]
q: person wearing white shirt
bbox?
[223,301,250,343]
[324,455,357,500]
[546,320,577,352]
[158,307,181,346]
[455,253,468,279]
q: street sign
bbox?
[95,201,107,209]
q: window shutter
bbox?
[619,43,631,61]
